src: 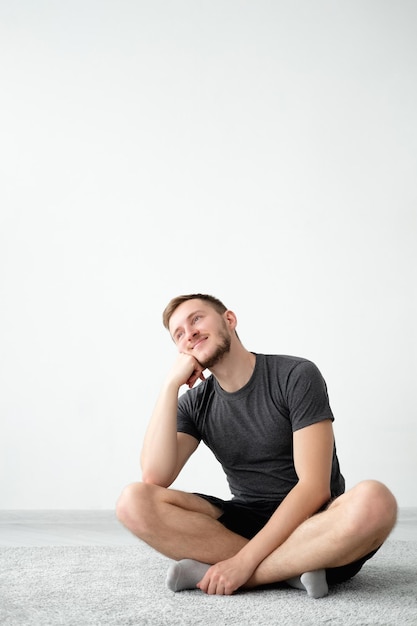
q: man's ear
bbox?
[224,309,237,330]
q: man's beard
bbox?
[196,327,231,370]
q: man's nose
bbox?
[187,326,199,339]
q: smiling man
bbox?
[116,293,397,597]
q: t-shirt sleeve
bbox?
[176,390,202,442]
[286,360,335,431]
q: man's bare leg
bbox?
[116,481,247,562]
[117,480,397,595]
[246,480,397,588]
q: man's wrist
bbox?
[235,544,262,574]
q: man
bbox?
[117,294,397,597]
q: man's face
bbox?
[169,299,232,369]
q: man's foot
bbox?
[166,559,210,592]
[300,570,329,598]
[286,569,328,599]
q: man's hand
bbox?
[167,353,206,389]
[196,556,254,595]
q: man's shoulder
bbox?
[256,353,323,383]
[257,352,314,369]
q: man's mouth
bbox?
[192,337,207,350]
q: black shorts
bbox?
[195,493,380,586]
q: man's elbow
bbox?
[141,470,172,488]
[317,485,332,509]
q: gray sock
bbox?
[166,559,211,592]
[286,569,328,599]
[300,570,328,598]
[285,575,306,592]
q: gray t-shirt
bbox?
[177,353,345,504]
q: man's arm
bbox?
[141,353,203,487]
[197,419,334,594]
[236,419,333,564]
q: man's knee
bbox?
[116,481,161,535]
[336,480,397,541]
[355,480,397,522]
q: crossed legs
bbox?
[116,480,397,595]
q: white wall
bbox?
[1,1,416,509]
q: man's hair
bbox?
[162,293,228,330]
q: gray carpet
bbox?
[1,540,416,626]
